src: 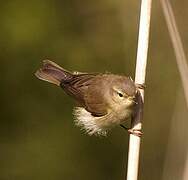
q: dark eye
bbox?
[118,92,123,97]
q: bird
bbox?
[35,60,139,136]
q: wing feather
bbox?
[61,74,108,116]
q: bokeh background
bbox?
[1,0,188,180]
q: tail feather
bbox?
[35,60,72,86]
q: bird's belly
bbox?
[73,106,133,136]
[104,108,133,126]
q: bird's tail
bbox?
[35,60,72,86]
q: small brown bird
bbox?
[35,60,138,136]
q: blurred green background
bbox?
[1,0,188,180]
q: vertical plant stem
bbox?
[126,0,152,180]
[160,1,188,179]
[160,0,188,108]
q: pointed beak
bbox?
[128,96,137,104]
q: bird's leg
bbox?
[120,124,129,130]
[120,83,144,137]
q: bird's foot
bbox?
[128,128,143,137]
[136,83,146,89]
[120,125,143,137]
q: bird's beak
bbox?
[128,96,137,104]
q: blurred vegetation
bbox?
[0,0,188,180]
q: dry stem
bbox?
[126,0,152,179]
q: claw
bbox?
[128,128,143,137]
[136,83,146,89]
[120,125,143,137]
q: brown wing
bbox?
[60,74,108,116]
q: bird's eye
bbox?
[118,92,123,98]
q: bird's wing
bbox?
[61,74,108,116]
